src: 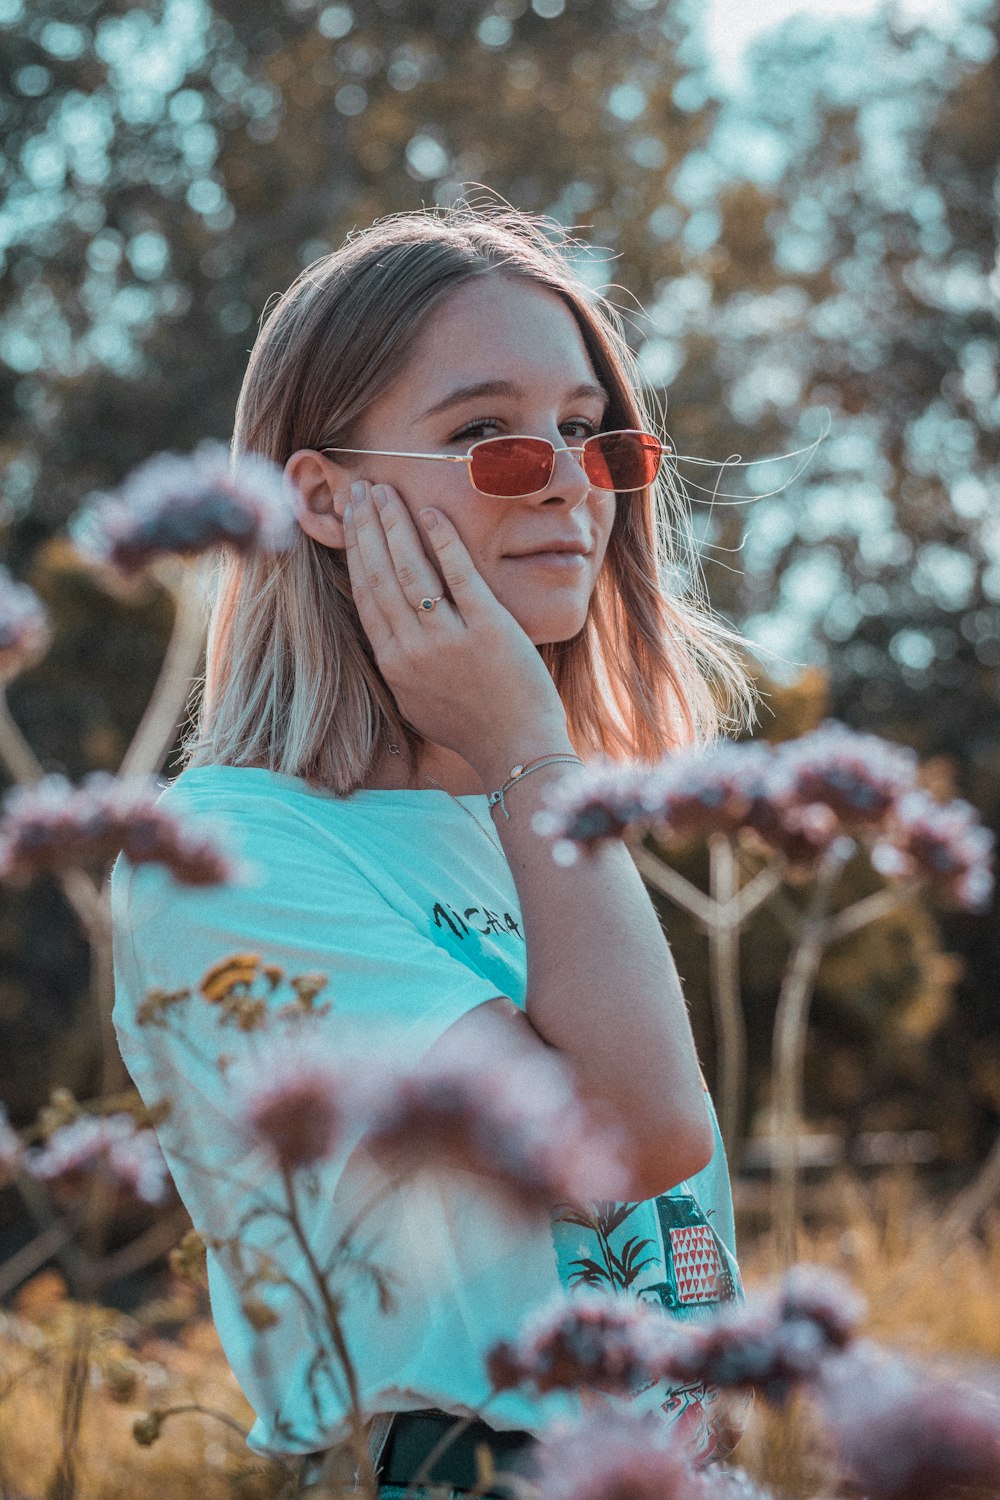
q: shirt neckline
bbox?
[176,764,489,802]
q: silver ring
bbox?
[418,595,445,612]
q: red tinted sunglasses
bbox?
[321,429,669,499]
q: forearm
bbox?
[476,733,714,1197]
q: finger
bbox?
[373,484,450,611]
[418,508,499,622]
[347,480,425,632]
[341,486,397,653]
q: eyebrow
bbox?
[414,378,610,426]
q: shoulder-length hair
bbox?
[185,202,754,791]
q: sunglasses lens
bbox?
[584,432,663,491]
[469,437,553,497]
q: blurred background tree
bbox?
[0,0,996,1177]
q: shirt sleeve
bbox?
[110,790,512,1457]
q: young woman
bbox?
[111,203,755,1495]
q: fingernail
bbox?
[372,486,387,512]
[343,502,354,526]
[351,481,366,503]
[420,508,438,530]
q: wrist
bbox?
[469,724,577,791]
[487,752,584,821]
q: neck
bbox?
[417,743,488,796]
[362,741,488,795]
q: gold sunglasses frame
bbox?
[319,429,670,499]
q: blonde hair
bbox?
[186,202,755,791]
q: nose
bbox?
[534,440,591,506]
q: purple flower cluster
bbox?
[0,567,51,684]
[487,1289,665,1396]
[364,1047,630,1218]
[535,722,994,908]
[226,1028,629,1216]
[486,1265,865,1410]
[228,1037,352,1173]
[777,725,917,826]
[655,1264,866,1406]
[0,773,236,885]
[71,439,297,575]
[819,1344,1000,1500]
[27,1112,170,1204]
[873,790,995,911]
[529,1411,715,1500]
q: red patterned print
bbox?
[669,1225,724,1305]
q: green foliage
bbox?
[0,0,996,1152]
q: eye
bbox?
[449,415,603,445]
[560,418,600,440]
[449,416,506,444]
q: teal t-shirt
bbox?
[111,765,742,1461]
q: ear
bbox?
[285,448,353,549]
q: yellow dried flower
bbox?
[289,972,330,1010]
[241,1296,280,1331]
[200,953,261,1003]
[137,985,191,1025]
[102,1357,140,1404]
[229,996,268,1032]
[38,1087,80,1138]
[132,1410,165,1447]
[168,1227,208,1288]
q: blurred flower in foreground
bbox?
[488,1265,865,1409]
[0,567,51,684]
[529,1410,718,1500]
[0,773,236,885]
[366,1045,630,1218]
[487,1289,665,1396]
[657,1264,865,1406]
[819,1344,1000,1500]
[873,791,995,911]
[228,1036,353,1172]
[210,1010,629,1215]
[27,1112,170,1204]
[777,723,917,825]
[534,722,993,906]
[71,439,297,575]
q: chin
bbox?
[524,613,590,647]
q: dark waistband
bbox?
[380,1408,536,1493]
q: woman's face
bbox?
[318,274,618,646]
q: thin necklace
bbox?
[387,742,505,855]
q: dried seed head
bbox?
[71,440,297,575]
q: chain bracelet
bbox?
[486,754,584,820]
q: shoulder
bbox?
[150,764,367,854]
[111,766,376,930]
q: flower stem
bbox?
[280,1165,376,1497]
[630,843,718,929]
[145,1402,250,1440]
[771,846,849,1266]
[118,560,208,778]
[708,835,747,1166]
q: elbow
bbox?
[628,1111,715,1203]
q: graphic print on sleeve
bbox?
[550,1185,744,1461]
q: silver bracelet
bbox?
[487,754,584,820]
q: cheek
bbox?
[594,497,617,556]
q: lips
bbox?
[506,542,590,557]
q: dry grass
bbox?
[1,1173,999,1499]
[741,1170,1000,1360]
[0,1278,288,1500]
[732,1170,1000,1498]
